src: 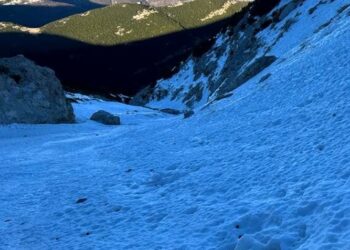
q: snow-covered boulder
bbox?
[90,110,121,125]
[0,55,75,124]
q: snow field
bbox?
[1,0,350,249]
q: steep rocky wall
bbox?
[0,55,74,124]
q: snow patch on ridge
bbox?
[0,22,41,34]
[201,0,253,22]
[0,0,43,5]
[133,8,159,20]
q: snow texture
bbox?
[1,0,350,249]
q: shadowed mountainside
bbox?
[0,7,250,96]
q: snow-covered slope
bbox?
[1,0,350,249]
[134,0,350,112]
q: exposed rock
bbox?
[130,86,153,106]
[183,84,204,108]
[90,110,121,125]
[0,55,75,124]
[160,108,182,115]
[215,55,277,97]
[183,110,194,119]
[76,198,88,204]
[259,73,272,83]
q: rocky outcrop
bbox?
[183,110,194,119]
[0,55,75,124]
[90,110,121,125]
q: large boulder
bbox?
[90,110,121,125]
[0,55,74,124]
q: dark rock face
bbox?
[183,110,194,119]
[76,198,88,204]
[0,55,75,124]
[216,55,277,96]
[160,108,182,115]
[130,86,153,106]
[90,110,121,125]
